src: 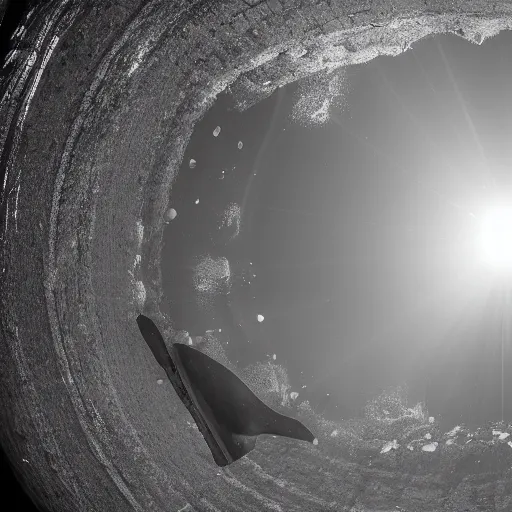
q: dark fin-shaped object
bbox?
[137,315,229,464]
[136,315,316,466]
[171,342,316,464]
[136,314,176,372]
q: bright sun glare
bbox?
[479,203,512,273]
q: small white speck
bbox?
[238,141,243,149]
[313,438,318,446]
[213,126,221,137]
[22,458,29,463]
[219,328,222,332]
[381,440,399,453]
[195,199,200,204]
[302,385,307,389]
[447,426,461,437]
[499,432,510,440]
[429,416,434,424]
[157,379,164,385]
[164,208,177,222]
[446,439,454,445]
[421,442,438,452]
[257,314,264,322]
[189,158,196,168]
[272,354,276,360]
[425,433,432,440]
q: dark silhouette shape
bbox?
[136,314,316,466]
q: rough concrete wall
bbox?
[1,1,512,511]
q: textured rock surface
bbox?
[1,1,512,510]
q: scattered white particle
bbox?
[272,354,276,360]
[257,314,264,322]
[157,379,164,385]
[313,438,318,446]
[429,416,435,424]
[421,442,438,452]
[213,126,221,137]
[381,440,399,454]
[508,441,512,448]
[219,203,241,238]
[499,432,510,440]
[302,385,307,389]
[219,328,222,332]
[249,262,253,265]
[290,392,299,400]
[187,336,193,345]
[189,158,196,168]
[195,199,200,204]
[407,444,414,451]
[331,429,338,437]
[164,208,177,222]
[326,393,330,397]
[446,439,454,445]
[238,141,243,149]
[22,458,29,463]
[447,425,461,437]
[425,433,432,440]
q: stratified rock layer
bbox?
[1,1,512,511]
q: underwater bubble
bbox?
[164,208,177,222]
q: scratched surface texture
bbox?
[1,1,512,511]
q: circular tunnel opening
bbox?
[162,30,512,434]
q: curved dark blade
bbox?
[171,343,316,445]
[136,314,176,372]
[136,314,316,466]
